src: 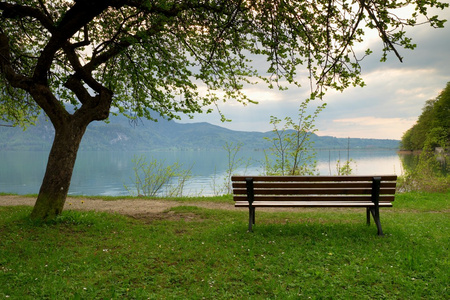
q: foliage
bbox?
[1,191,449,298]
[399,89,450,192]
[1,0,432,126]
[1,0,447,128]
[263,100,325,175]
[398,150,450,193]
[125,155,192,197]
[401,82,450,151]
[0,94,38,128]
[336,158,356,176]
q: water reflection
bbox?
[1,149,405,196]
[399,151,449,176]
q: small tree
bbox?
[335,137,356,175]
[336,158,355,176]
[223,142,250,194]
[263,99,325,175]
[125,155,192,198]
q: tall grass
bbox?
[1,191,448,299]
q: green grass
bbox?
[0,191,448,299]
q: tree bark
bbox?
[30,118,88,221]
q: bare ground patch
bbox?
[127,211,204,224]
[0,195,240,220]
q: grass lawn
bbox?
[0,191,449,299]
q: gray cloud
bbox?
[181,9,450,140]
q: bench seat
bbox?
[235,201,393,207]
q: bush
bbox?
[125,155,192,197]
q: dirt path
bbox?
[1,195,393,220]
[0,195,240,217]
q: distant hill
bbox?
[0,112,399,151]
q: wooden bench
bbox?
[231,175,397,235]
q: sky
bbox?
[180,5,450,140]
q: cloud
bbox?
[181,7,450,140]
[318,116,417,139]
[333,117,415,127]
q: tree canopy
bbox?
[0,0,448,220]
[401,82,450,151]
[2,0,448,126]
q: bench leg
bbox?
[252,207,255,225]
[248,207,255,232]
[369,207,384,236]
[366,208,371,225]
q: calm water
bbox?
[0,149,403,196]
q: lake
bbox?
[0,149,404,196]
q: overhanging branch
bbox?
[359,0,403,62]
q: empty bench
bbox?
[231,175,397,235]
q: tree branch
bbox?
[33,0,116,83]
[359,0,403,62]
[0,28,66,127]
[0,32,33,90]
[0,2,54,31]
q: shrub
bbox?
[125,155,192,197]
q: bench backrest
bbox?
[231,175,397,202]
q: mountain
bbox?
[0,112,399,151]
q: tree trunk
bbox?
[30,119,88,221]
